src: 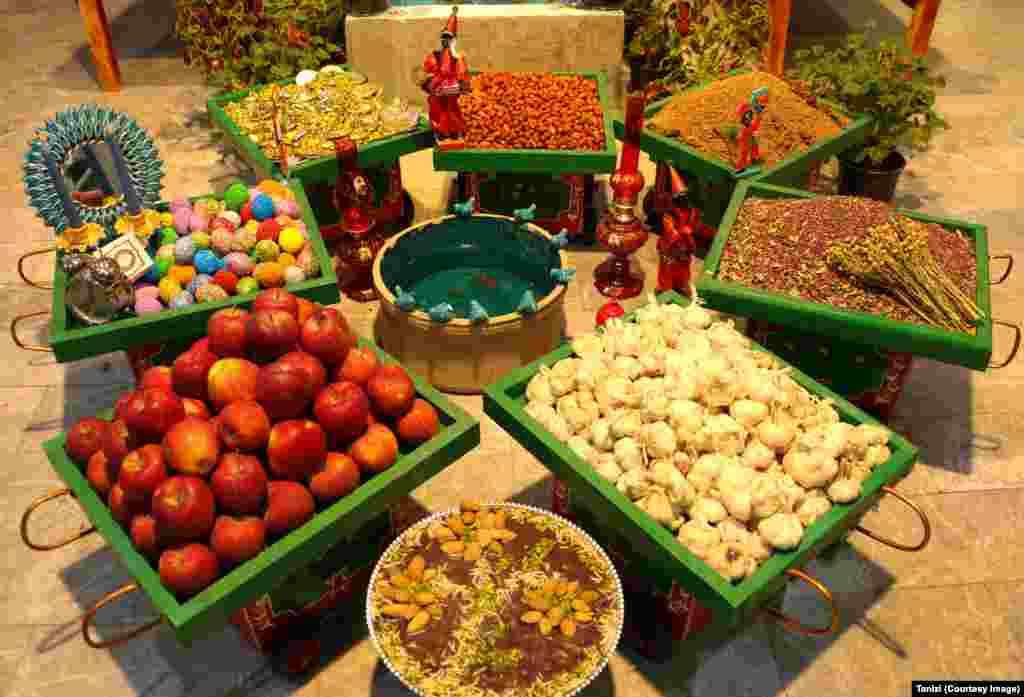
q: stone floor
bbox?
[1,0,1022,695]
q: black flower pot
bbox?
[837,151,907,203]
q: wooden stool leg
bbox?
[908,0,941,56]
[78,0,122,92]
[765,0,792,76]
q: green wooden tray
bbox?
[483,290,918,628]
[44,179,339,363]
[207,73,436,185]
[697,180,996,372]
[432,72,618,175]
[613,70,871,228]
[41,338,480,645]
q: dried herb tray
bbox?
[697,180,998,372]
[41,338,480,646]
[45,179,338,363]
[432,72,618,176]
[483,290,918,628]
[613,69,871,228]
[207,72,436,185]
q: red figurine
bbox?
[734,87,769,173]
[331,137,386,302]
[421,6,470,149]
[656,167,696,293]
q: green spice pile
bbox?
[718,196,979,332]
[647,71,848,168]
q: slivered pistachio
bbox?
[521,611,543,624]
[560,619,577,637]
[441,541,465,555]
[408,610,431,633]
[407,555,426,581]
[464,542,482,561]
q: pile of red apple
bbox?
[62,289,440,600]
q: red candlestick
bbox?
[594,94,649,299]
[332,137,384,302]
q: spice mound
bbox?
[717,195,978,331]
[647,71,847,168]
[369,501,623,697]
[524,294,896,584]
[459,72,606,152]
[223,73,416,162]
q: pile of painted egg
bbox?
[132,180,321,316]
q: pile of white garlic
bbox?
[524,294,892,583]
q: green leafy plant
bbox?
[788,34,948,165]
[662,0,768,89]
[175,0,347,91]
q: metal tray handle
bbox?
[990,254,1013,285]
[10,310,53,353]
[20,488,96,551]
[989,319,1021,369]
[854,485,931,552]
[17,247,56,290]
[760,569,840,636]
[82,583,163,649]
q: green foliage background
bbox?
[175,0,348,90]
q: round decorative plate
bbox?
[367,502,624,697]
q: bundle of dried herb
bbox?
[826,217,984,332]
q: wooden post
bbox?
[78,0,122,92]
[908,0,941,57]
[765,0,792,76]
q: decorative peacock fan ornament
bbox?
[22,104,164,234]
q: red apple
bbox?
[207,358,261,411]
[295,297,318,325]
[130,515,161,558]
[118,444,168,499]
[191,337,213,355]
[140,366,175,393]
[396,399,440,446]
[159,543,220,598]
[122,388,186,443]
[308,453,361,503]
[152,476,217,544]
[172,348,219,401]
[246,309,300,363]
[181,398,212,421]
[87,450,117,497]
[218,401,271,451]
[300,308,355,367]
[349,423,400,475]
[210,453,268,515]
[313,382,370,441]
[366,364,416,418]
[108,483,149,526]
[334,345,379,386]
[264,481,315,536]
[207,307,251,357]
[252,288,299,318]
[266,420,327,480]
[278,351,327,398]
[163,417,221,476]
[65,417,110,465]
[256,361,313,421]
[101,416,136,468]
[210,516,266,566]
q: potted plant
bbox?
[788,33,948,202]
[624,0,680,91]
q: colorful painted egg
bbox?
[170,197,191,213]
[134,284,160,302]
[135,296,163,315]
[188,212,208,233]
[253,239,280,262]
[235,276,260,295]
[196,283,230,303]
[169,291,195,309]
[223,183,249,212]
[277,253,297,268]
[297,246,320,276]
[192,231,211,249]
[257,219,281,241]
[192,200,209,218]
[156,243,176,261]
[278,198,300,218]
[251,194,276,221]
[212,270,238,294]
[279,227,305,254]
[211,228,234,256]
[167,264,196,286]
[194,249,224,275]
[221,211,242,227]
[253,261,285,288]
[224,252,255,277]
[232,226,258,253]
[209,217,236,233]
[159,227,178,246]
[173,207,191,235]
[175,236,196,264]
[158,277,183,304]
[188,274,213,294]
[283,265,306,284]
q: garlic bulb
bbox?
[706,320,746,350]
[758,513,804,551]
[649,460,696,511]
[729,399,770,429]
[677,519,721,560]
[611,355,644,381]
[688,454,730,492]
[611,410,644,439]
[664,371,702,402]
[641,387,672,423]
[741,439,775,471]
[596,376,641,413]
[681,301,714,330]
[571,334,605,360]
[614,436,646,471]
[557,393,594,434]
[589,417,614,451]
[776,474,806,513]
[744,531,773,561]
[675,332,714,361]
[526,369,555,405]
[718,518,752,546]
[642,421,677,459]
[567,435,598,464]
[749,473,786,520]
[705,543,752,582]
[667,400,705,434]
[756,418,795,452]
[796,491,832,527]
[548,358,580,397]
[575,358,609,392]
[864,444,891,467]
[638,491,675,526]
[784,450,839,490]
[617,467,653,499]
[721,487,753,523]
[700,414,746,456]
[717,462,756,495]
[592,453,624,482]
[689,497,728,524]
[821,422,853,458]
[638,350,667,377]
[826,478,861,504]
